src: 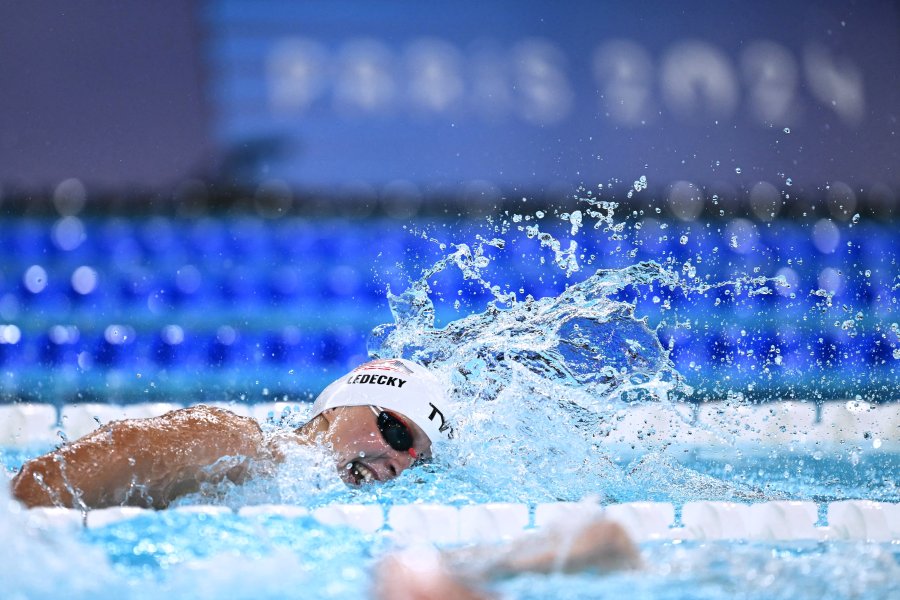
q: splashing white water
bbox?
[359,197,784,503]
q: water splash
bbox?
[370,260,686,405]
[361,196,794,504]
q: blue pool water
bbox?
[2,480,898,600]
[2,194,899,599]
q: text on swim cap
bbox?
[347,374,407,387]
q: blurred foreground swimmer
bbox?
[11,359,453,509]
[373,515,641,600]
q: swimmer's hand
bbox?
[495,518,641,576]
[373,552,491,600]
[373,519,639,599]
[573,519,642,572]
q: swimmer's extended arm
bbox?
[373,519,640,600]
[446,517,640,578]
[11,405,266,509]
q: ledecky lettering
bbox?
[347,374,407,388]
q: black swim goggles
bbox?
[369,405,419,459]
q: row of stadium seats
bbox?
[0,321,895,379]
[2,274,891,314]
[1,258,895,312]
[0,325,362,368]
[1,216,894,267]
[0,216,895,400]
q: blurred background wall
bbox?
[1,0,898,207]
[0,1,209,192]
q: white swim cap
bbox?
[311,358,453,446]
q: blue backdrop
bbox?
[203,0,900,193]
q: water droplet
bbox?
[735,167,742,174]
[783,127,791,134]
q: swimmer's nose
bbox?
[364,458,399,482]
[383,452,413,480]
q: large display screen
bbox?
[202,0,900,194]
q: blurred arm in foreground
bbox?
[374,517,640,600]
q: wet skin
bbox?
[11,404,431,509]
[311,406,433,486]
[11,406,266,509]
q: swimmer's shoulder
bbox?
[72,405,261,449]
[151,405,266,458]
[104,405,264,447]
[168,404,263,433]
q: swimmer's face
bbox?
[322,406,432,486]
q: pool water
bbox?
[2,194,898,599]
[496,541,900,600]
[3,446,898,507]
[2,483,898,600]
[3,415,898,600]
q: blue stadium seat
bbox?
[0,335,27,368]
[205,329,266,368]
[139,218,186,260]
[6,220,49,262]
[147,327,196,368]
[92,330,139,369]
[226,217,272,260]
[218,267,264,305]
[36,332,80,367]
[187,218,229,259]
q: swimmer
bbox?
[373,516,641,600]
[11,358,452,509]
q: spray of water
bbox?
[356,191,789,504]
